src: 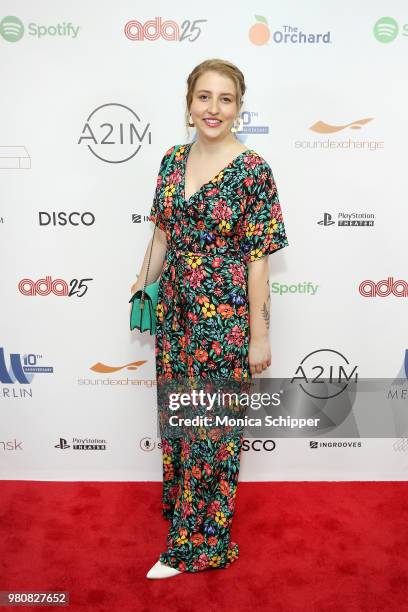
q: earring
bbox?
[187,113,195,127]
[231,116,243,133]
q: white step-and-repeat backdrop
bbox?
[1,1,407,481]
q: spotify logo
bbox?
[373,16,399,43]
[0,16,24,42]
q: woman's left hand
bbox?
[249,336,271,376]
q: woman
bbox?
[131,58,289,579]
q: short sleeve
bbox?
[240,158,289,264]
[148,146,175,232]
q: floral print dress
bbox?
[148,142,288,573]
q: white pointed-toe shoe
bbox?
[146,559,182,579]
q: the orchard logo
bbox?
[124,16,207,42]
[18,276,93,297]
[359,277,408,297]
[39,211,95,226]
[78,103,151,164]
[291,349,358,399]
[249,15,332,46]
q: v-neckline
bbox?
[181,142,253,204]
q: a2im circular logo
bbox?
[373,17,399,43]
[78,103,152,164]
[0,16,24,42]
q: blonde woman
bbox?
[131,58,289,578]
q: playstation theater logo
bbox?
[0,346,54,398]
[55,437,107,451]
[318,211,375,227]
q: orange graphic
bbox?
[90,360,147,373]
[310,118,373,133]
[249,15,270,45]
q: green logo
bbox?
[373,16,399,43]
[0,15,24,42]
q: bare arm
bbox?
[130,226,167,294]
[247,256,272,375]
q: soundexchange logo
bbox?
[0,15,80,42]
[248,15,332,46]
[295,117,384,151]
[373,17,408,43]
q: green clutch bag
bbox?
[129,279,160,334]
[129,145,180,335]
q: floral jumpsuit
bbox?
[148,142,288,573]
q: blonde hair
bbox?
[184,59,246,137]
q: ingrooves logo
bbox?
[291,349,358,399]
[0,15,80,42]
[78,103,152,163]
[124,16,207,42]
[0,347,54,385]
[248,15,332,46]
[18,276,93,297]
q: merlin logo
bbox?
[0,347,53,384]
[78,103,152,164]
[310,118,373,134]
[0,15,80,41]
[292,349,358,399]
[124,17,207,42]
[55,438,70,450]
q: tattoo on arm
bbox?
[261,280,270,329]
[261,301,270,329]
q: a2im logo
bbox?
[0,15,80,42]
[0,347,54,384]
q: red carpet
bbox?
[1,480,407,611]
